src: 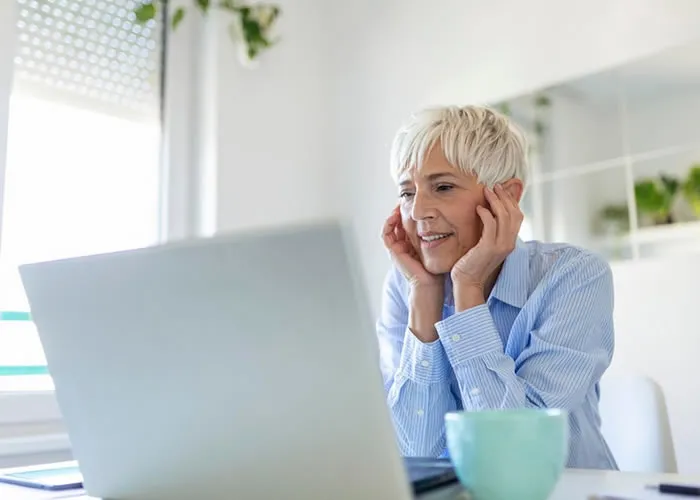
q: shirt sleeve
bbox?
[435,253,615,412]
[376,267,457,457]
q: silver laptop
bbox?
[18,221,416,500]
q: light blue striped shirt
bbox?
[376,239,618,469]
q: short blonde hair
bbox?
[389,105,529,189]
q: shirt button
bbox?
[416,409,424,416]
[421,360,429,367]
[451,334,461,342]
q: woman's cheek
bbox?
[399,202,411,219]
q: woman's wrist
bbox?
[454,283,486,312]
[408,284,444,343]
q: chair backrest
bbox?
[598,374,677,473]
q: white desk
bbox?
[1,469,699,499]
[552,469,700,499]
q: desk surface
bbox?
[1,469,699,499]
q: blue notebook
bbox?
[0,461,83,490]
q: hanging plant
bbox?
[134,0,281,64]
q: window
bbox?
[0,0,165,391]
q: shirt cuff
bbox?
[435,304,504,365]
[397,327,450,384]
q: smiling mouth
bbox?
[420,233,454,248]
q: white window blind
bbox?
[0,0,165,391]
[12,0,162,121]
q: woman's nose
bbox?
[411,192,437,220]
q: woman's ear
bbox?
[501,179,524,203]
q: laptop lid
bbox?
[19,221,413,500]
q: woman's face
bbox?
[397,145,521,275]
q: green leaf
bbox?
[242,18,266,46]
[496,102,511,116]
[534,94,551,107]
[635,179,670,216]
[682,165,700,214]
[601,205,629,221]
[134,2,156,23]
[219,0,240,13]
[196,0,211,14]
[225,2,281,62]
[660,174,679,196]
[248,44,258,60]
[534,120,545,135]
[171,7,186,29]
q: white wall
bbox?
[213,0,337,233]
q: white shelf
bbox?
[633,220,700,245]
[498,39,700,263]
[593,220,700,252]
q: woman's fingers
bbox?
[382,225,398,255]
[394,216,407,242]
[383,206,414,258]
[476,205,497,246]
[485,186,511,243]
[382,207,399,236]
[489,184,522,251]
[495,184,523,233]
[495,184,517,210]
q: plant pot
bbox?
[653,213,674,225]
[600,219,627,237]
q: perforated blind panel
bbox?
[12,0,163,122]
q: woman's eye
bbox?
[399,192,414,199]
[436,184,453,192]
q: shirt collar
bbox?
[489,238,530,309]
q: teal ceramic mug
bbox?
[444,408,569,500]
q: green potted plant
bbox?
[682,164,700,217]
[598,204,629,236]
[634,174,679,226]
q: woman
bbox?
[377,105,618,469]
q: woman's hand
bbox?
[382,206,443,289]
[451,184,523,310]
[382,206,444,343]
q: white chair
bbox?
[598,374,677,473]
